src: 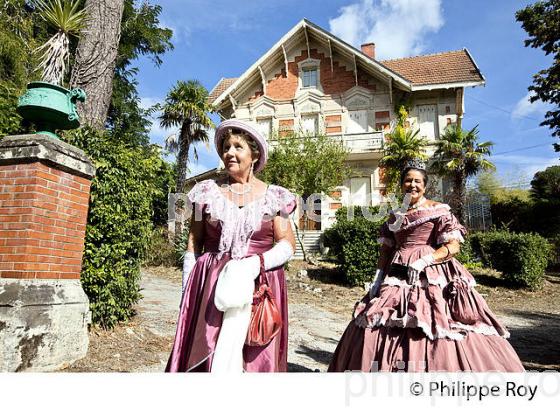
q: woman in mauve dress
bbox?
[166,119,297,373]
[328,160,524,372]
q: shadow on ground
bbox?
[305,265,350,287]
[504,309,560,371]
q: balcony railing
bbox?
[338,131,384,153]
[268,131,384,154]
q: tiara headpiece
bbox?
[402,158,426,171]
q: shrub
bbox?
[143,226,179,267]
[63,127,165,328]
[455,237,484,271]
[469,230,551,290]
[323,206,386,286]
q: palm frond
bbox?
[34,0,87,35]
[33,0,87,85]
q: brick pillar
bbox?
[0,134,95,372]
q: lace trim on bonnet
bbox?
[187,180,296,259]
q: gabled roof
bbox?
[208,77,237,103]
[211,19,411,108]
[381,49,485,90]
[209,19,485,106]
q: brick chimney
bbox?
[361,43,376,59]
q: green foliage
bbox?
[261,133,352,198]
[380,126,428,193]
[474,170,501,199]
[431,125,495,178]
[143,226,179,267]
[0,84,24,137]
[62,127,165,328]
[0,1,42,136]
[490,195,535,232]
[530,165,560,201]
[516,1,560,149]
[431,125,495,222]
[158,79,214,192]
[490,188,531,204]
[489,167,560,239]
[323,206,386,286]
[455,237,483,270]
[262,133,352,259]
[469,230,551,290]
[151,158,175,227]
[174,223,190,262]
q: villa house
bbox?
[186,19,485,253]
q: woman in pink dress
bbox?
[328,160,524,372]
[166,120,297,372]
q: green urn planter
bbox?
[17,81,86,139]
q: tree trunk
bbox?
[452,169,466,224]
[69,0,125,129]
[176,121,191,193]
[293,220,307,262]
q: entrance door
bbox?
[418,105,438,140]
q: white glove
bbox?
[263,240,294,270]
[368,269,384,299]
[214,240,294,312]
[182,252,199,294]
[214,256,260,312]
[407,254,434,285]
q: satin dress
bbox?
[166,179,296,372]
[328,204,524,372]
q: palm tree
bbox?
[34,0,87,85]
[431,124,495,223]
[158,80,214,193]
[380,126,429,193]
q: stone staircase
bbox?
[293,230,322,260]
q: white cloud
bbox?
[139,96,161,110]
[511,91,552,121]
[159,18,191,45]
[329,0,444,60]
[493,154,558,181]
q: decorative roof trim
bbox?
[411,80,485,91]
[212,19,412,108]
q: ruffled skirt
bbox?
[328,252,524,372]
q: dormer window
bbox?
[297,58,322,94]
[302,67,318,88]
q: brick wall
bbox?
[265,48,377,100]
[278,119,295,137]
[0,162,91,279]
[325,115,342,134]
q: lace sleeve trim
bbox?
[437,230,465,244]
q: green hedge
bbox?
[323,206,386,286]
[63,127,165,328]
[469,230,551,290]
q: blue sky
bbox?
[136,0,558,185]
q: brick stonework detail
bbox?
[330,203,342,210]
[325,115,342,123]
[329,190,342,199]
[265,49,376,101]
[278,119,295,137]
[325,114,342,134]
[0,162,91,279]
